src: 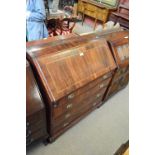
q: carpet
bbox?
[27,85,129,155]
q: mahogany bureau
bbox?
[26,61,48,146]
[104,32,129,100]
[26,36,117,142]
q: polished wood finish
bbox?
[26,34,117,141]
[26,61,48,146]
[104,32,129,100]
[78,0,118,29]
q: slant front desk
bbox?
[26,29,129,142]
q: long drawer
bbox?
[52,76,111,119]
[26,110,46,133]
[26,128,47,146]
[52,93,104,135]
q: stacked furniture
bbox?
[78,0,119,29]
[26,29,129,144]
[26,61,48,146]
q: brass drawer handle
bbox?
[65,113,71,119]
[99,83,104,88]
[96,93,101,98]
[68,93,74,99]
[102,74,108,80]
[63,122,69,127]
[66,103,73,109]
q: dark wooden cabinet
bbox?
[26,35,117,141]
[26,61,48,146]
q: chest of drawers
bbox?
[78,0,118,29]
[26,36,117,142]
[26,61,48,146]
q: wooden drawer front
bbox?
[26,118,45,134]
[26,128,46,146]
[52,95,103,134]
[85,3,96,12]
[53,76,111,119]
[114,67,128,81]
[58,72,112,104]
[85,10,96,18]
[120,72,129,86]
[26,110,45,129]
[108,80,121,96]
[52,88,106,130]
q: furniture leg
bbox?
[82,13,85,26]
[94,18,97,30]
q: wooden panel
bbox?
[26,61,47,146]
[27,38,116,102]
[104,33,129,100]
[26,62,44,116]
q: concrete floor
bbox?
[27,85,129,155]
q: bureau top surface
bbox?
[27,37,116,102]
[26,61,44,116]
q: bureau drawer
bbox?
[108,80,121,96]
[26,110,45,129]
[52,94,103,134]
[84,3,97,12]
[26,118,45,135]
[119,72,129,86]
[52,76,111,119]
[26,128,47,146]
[52,88,106,130]
[58,72,112,104]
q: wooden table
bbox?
[78,0,117,30]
